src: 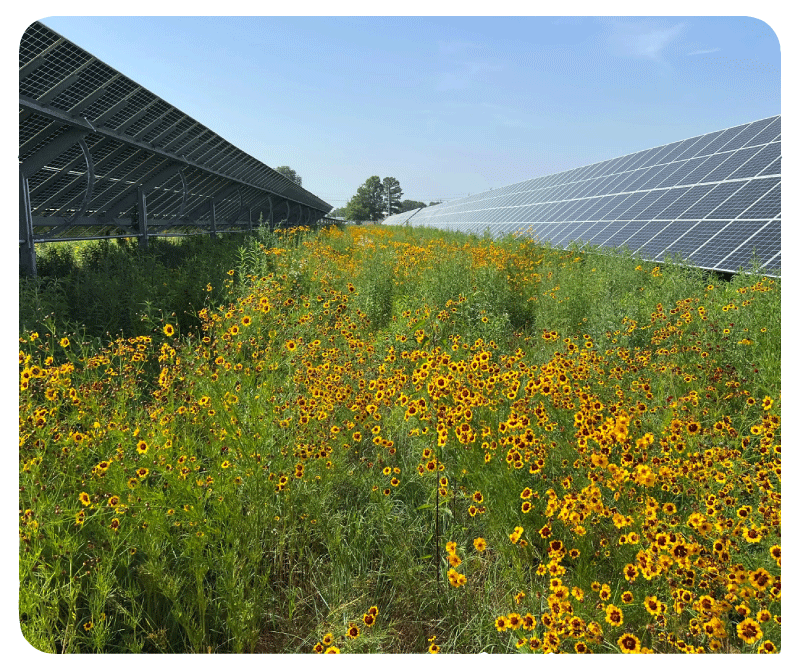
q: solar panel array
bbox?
[20,20,332,276]
[384,117,780,276]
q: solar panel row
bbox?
[20,21,334,276]
[19,22,329,214]
[385,116,780,276]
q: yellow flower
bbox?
[163,324,175,336]
[737,618,763,644]
[618,633,641,653]
[605,604,623,627]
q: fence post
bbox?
[137,186,149,249]
[19,170,37,277]
[210,197,218,240]
[268,195,275,233]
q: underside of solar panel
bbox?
[19,20,332,274]
[385,116,780,276]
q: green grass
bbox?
[19,224,780,653]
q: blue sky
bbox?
[26,13,781,211]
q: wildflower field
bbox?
[19,224,780,653]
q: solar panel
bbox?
[20,20,333,276]
[394,116,780,276]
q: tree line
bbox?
[272,167,441,223]
[329,176,441,222]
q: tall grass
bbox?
[19,234,262,341]
[19,224,780,653]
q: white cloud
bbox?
[687,48,722,56]
[600,18,687,64]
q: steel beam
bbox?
[210,198,218,239]
[20,127,88,178]
[148,116,189,148]
[163,170,188,225]
[98,160,183,219]
[131,108,174,141]
[137,186,148,249]
[112,99,158,134]
[56,145,149,215]
[39,138,97,238]
[227,187,244,225]
[93,93,136,126]
[20,171,37,277]
[268,195,274,232]
[66,138,96,223]
[66,74,120,116]
[160,122,199,153]
[29,136,111,201]
[184,182,239,221]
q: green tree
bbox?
[344,176,384,223]
[399,200,427,212]
[382,177,403,217]
[429,201,442,206]
[274,166,302,186]
[328,207,347,218]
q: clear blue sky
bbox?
[30,14,781,211]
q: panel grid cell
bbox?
[656,221,728,261]
[716,221,780,272]
[745,117,780,147]
[688,222,765,269]
[726,143,781,181]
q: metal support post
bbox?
[137,186,149,250]
[268,195,274,232]
[19,170,37,277]
[210,197,218,239]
